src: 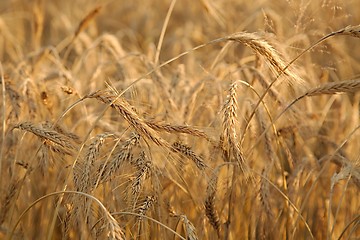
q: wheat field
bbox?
[0,0,360,239]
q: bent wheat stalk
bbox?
[111,212,187,240]
[240,24,360,145]
[247,78,360,157]
[8,191,125,240]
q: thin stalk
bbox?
[154,0,177,66]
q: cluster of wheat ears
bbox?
[0,0,359,239]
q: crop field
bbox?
[0,0,359,239]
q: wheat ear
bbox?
[221,82,248,173]
[87,90,170,148]
[205,168,221,237]
[303,79,360,97]
[226,32,301,84]
[145,121,211,142]
[14,122,76,150]
[97,133,140,183]
[172,142,207,170]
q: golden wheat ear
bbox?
[205,168,221,238]
[221,82,249,173]
[14,122,77,151]
[303,79,360,97]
